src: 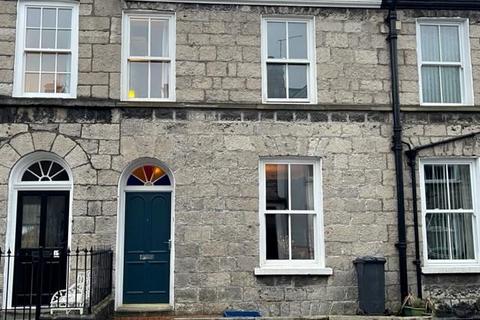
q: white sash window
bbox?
[121,13,176,101]
[13,1,79,98]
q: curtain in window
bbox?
[424,164,475,260]
[420,24,462,104]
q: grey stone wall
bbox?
[402,118,480,307]
[0,107,400,316]
[0,0,477,105]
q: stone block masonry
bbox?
[0,106,477,315]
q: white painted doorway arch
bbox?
[115,158,175,310]
[4,151,73,308]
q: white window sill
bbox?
[422,266,480,274]
[254,267,333,276]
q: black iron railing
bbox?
[0,247,113,320]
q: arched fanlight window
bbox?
[21,160,70,182]
[127,165,171,186]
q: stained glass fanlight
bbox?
[21,160,70,182]
[127,165,171,186]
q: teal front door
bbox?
[124,192,171,304]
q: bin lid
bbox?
[353,256,386,264]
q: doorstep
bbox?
[115,304,174,319]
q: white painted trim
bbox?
[261,17,317,104]
[115,158,175,310]
[422,266,480,274]
[416,18,474,106]
[121,12,176,102]
[127,0,382,8]
[419,158,480,271]
[257,158,328,272]
[254,266,332,275]
[13,1,79,99]
[3,151,73,309]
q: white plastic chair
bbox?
[50,271,90,315]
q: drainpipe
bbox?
[386,1,409,301]
[404,145,422,299]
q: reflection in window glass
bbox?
[21,6,74,95]
[267,64,286,99]
[151,20,169,57]
[265,164,288,210]
[129,62,149,99]
[267,22,286,59]
[126,15,173,100]
[266,214,289,259]
[291,164,314,210]
[130,19,148,56]
[423,162,476,262]
[263,162,319,262]
[291,214,315,259]
[264,19,311,101]
[289,22,307,59]
[288,65,308,99]
[419,23,464,104]
[21,196,42,248]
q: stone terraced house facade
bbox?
[0,0,479,317]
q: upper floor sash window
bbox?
[13,1,79,98]
[261,17,317,104]
[121,13,176,101]
[416,19,473,106]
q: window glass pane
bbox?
[24,73,39,93]
[441,66,461,104]
[266,214,289,259]
[288,64,308,99]
[291,214,315,260]
[57,9,72,29]
[26,29,40,48]
[150,62,169,99]
[151,19,169,57]
[291,164,314,210]
[267,64,286,99]
[265,164,289,210]
[421,25,440,61]
[40,73,55,93]
[56,73,70,93]
[440,26,460,62]
[26,7,41,28]
[57,54,71,72]
[41,29,56,49]
[20,196,41,248]
[288,22,307,59]
[450,212,475,260]
[426,212,450,260]
[448,164,472,210]
[424,164,448,210]
[42,8,57,28]
[130,19,148,56]
[25,53,40,72]
[421,66,441,103]
[45,195,67,248]
[267,21,286,59]
[57,30,71,49]
[129,62,148,98]
[41,54,56,72]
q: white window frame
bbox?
[261,16,317,104]
[416,18,474,107]
[121,12,176,102]
[13,0,79,99]
[419,158,480,274]
[255,158,332,276]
